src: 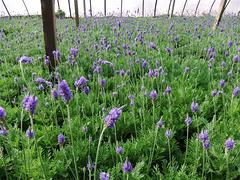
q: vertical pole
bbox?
[167,0,172,17]
[142,0,144,17]
[89,0,92,17]
[120,0,123,17]
[68,0,72,18]
[104,0,106,16]
[40,0,57,72]
[1,0,11,18]
[22,0,30,16]
[209,0,216,15]
[181,0,188,16]
[74,0,79,27]
[169,0,176,19]
[153,0,158,18]
[212,0,227,31]
[224,0,231,11]
[83,0,86,18]
[57,0,60,10]
[194,0,201,16]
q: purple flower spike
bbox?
[116,146,124,154]
[19,56,32,64]
[74,76,88,88]
[58,134,65,144]
[219,79,225,88]
[22,96,38,115]
[156,118,164,128]
[26,129,34,138]
[191,101,199,113]
[203,140,211,150]
[149,42,157,50]
[225,138,235,151]
[232,87,240,97]
[198,130,209,142]
[185,116,192,126]
[0,127,8,136]
[122,158,133,173]
[104,108,122,128]
[150,90,158,101]
[0,107,6,119]
[165,130,172,138]
[164,86,172,95]
[51,88,59,100]
[100,172,110,180]
[58,80,72,103]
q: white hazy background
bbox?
[0,0,239,17]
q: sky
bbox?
[0,0,239,17]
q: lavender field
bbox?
[0,15,240,179]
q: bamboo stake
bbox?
[142,0,144,17]
[22,0,30,16]
[74,0,79,27]
[167,0,172,17]
[83,0,86,18]
[212,0,227,31]
[209,0,216,15]
[89,0,92,17]
[1,0,11,18]
[194,0,201,16]
[68,0,72,18]
[120,0,123,17]
[169,0,176,19]
[104,0,106,16]
[181,0,188,16]
[153,0,158,18]
[57,0,60,10]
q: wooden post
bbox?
[57,0,60,10]
[153,0,158,18]
[209,0,216,15]
[212,0,227,31]
[167,0,172,17]
[194,0,201,16]
[169,0,176,19]
[83,0,86,18]
[40,0,57,72]
[120,0,123,17]
[104,0,106,16]
[181,0,188,16]
[142,0,144,17]
[74,0,79,27]
[1,0,11,18]
[22,0,30,16]
[224,0,231,11]
[68,0,72,18]
[89,0,92,17]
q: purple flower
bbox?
[51,88,59,100]
[74,76,88,88]
[149,42,157,50]
[93,65,102,74]
[232,55,239,63]
[0,107,6,119]
[225,138,235,151]
[70,48,78,58]
[228,41,233,48]
[156,119,164,128]
[58,80,72,103]
[198,130,209,142]
[45,56,49,65]
[211,90,218,97]
[191,101,199,113]
[58,133,65,144]
[184,67,190,73]
[35,77,46,84]
[149,90,158,101]
[185,116,192,126]
[220,79,225,88]
[203,140,210,150]
[116,146,124,154]
[26,129,34,138]
[19,56,32,64]
[142,60,148,69]
[166,47,173,54]
[165,130,172,138]
[99,79,106,88]
[99,172,110,180]
[104,108,122,128]
[53,50,60,61]
[38,84,45,91]
[232,87,240,97]
[0,127,8,136]
[22,96,38,115]
[221,61,226,69]
[122,158,133,173]
[164,86,172,95]
[83,86,90,95]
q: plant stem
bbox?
[93,126,107,180]
[66,105,79,180]
[148,127,158,172]
[168,138,171,166]
[184,125,189,164]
